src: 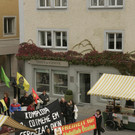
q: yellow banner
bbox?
[16,72,30,91]
[0,99,7,112]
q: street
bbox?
[77,104,135,135]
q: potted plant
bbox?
[64,90,73,101]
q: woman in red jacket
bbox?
[27,100,35,111]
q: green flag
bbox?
[0,67,10,88]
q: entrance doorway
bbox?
[79,73,90,103]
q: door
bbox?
[79,73,91,103]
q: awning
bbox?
[87,74,135,101]
[0,115,36,133]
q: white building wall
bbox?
[20,0,135,53]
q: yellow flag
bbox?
[0,99,7,112]
[16,72,30,91]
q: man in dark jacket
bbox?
[59,98,67,124]
[65,101,73,124]
[39,90,49,108]
[20,92,31,106]
[94,109,102,135]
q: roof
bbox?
[0,115,36,133]
[87,74,135,101]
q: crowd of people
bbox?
[0,90,103,135]
[0,90,79,135]
[59,97,78,125]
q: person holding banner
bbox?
[39,90,50,108]
[9,99,21,119]
[59,98,67,124]
[94,109,102,135]
[3,92,10,116]
[20,92,31,106]
[66,101,73,124]
[27,100,35,111]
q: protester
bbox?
[73,102,78,122]
[3,92,10,116]
[45,127,53,135]
[94,109,102,135]
[11,77,17,98]
[20,92,31,106]
[65,101,73,124]
[69,100,75,123]
[59,98,67,124]
[9,99,21,118]
[27,100,35,111]
[39,90,49,108]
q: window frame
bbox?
[54,31,68,49]
[90,0,106,8]
[104,30,124,52]
[35,69,50,93]
[107,0,123,8]
[37,0,68,9]
[38,29,68,49]
[52,70,68,95]
[38,0,51,9]
[3,16,16,36]
[38,30,53,48]
[54,0,68,8]
[89,0,124,9]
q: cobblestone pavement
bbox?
[77,104,135,135]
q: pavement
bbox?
[77,104,135,135]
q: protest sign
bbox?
[54,116,96,135]
[14,100,63,135]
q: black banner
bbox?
[14,99,63,135]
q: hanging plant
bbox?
[16,40,135,76]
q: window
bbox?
[108,0,123,7]
[39,31,52,47]
[90,0,123,8]
[91,0,105,7]
[55,0,67,7]
[39,0,51,8]
[53,71,68,95]
[106,32,123,51]
[36,70,50,93]
[4,17,15,35]
[38,30,67,49]
[38,0,67,9]
[54,32,67,47]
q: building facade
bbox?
[19,0,134,104]
[0,0,19,98]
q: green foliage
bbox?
[16,43,135,76]
[65,90,73,95]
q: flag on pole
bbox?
[16,72,30,91]
[0,99,7,112]
[0,67,10,88]
[32,88,39,104]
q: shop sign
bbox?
[28,60,68,67]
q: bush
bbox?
[65,90,73,95]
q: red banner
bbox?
[54,116,96,135]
